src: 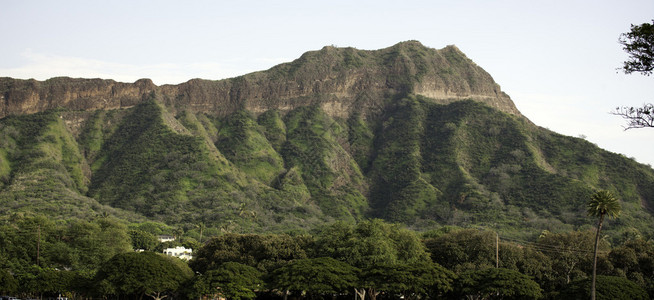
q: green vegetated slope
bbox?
[0,110,140,220]
[1,93,653,238]
[0,41,653,238]
[370,96,654,238]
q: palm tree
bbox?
[587,190,621,300]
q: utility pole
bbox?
[495,232,499,268]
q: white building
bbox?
[158,235,175,243]
[163,246,193,260]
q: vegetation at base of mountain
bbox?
[0,215,132,273]
[311,219,452,300]
[2,217,654,300]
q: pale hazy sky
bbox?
[1,0,653,166]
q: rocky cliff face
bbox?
[0,41,520,120]
[0,77,156,118]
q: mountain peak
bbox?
[0,42,521,119]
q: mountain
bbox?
[1,41,518,119]
[1,41,652,239]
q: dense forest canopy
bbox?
[0,217,652,299]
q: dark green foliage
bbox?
[424,228,498,272]
[608,239,654,299]
[369,96,441,223]
[559,275,649,300]
[257,109,287,151]
[189,262,263,300]
[130,221,172,236]
[534,230,600,286]
[94,251,193,299]
[346,112,374,170]
[129,229,159,251]
[0,268,18,294]
[0,214,132,272]
[362,261,455,299]
[315,219,431,268]
[269,257,358,296]
[619,20,654,76]
[190,233,312,273]
[424,228,555,292]
[454,268,543,300]
[19,267,78,296]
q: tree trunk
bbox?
[354,288,366,300]
[591,214,604,300]
[367,288,380,300]
[146,292,168,300]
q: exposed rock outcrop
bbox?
[0,41,521,119]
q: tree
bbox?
[533,230,600,286]
[129,229,159,251]
[587,190,622,300]
[619,20,654,76]
[424,228,497,273]
[66,218,132,269]
[0,269,18,295]
[608,238,654,299]
[14,266,75,298]
[314,219,433,300]
[559,275,648,300]
[453,268,542,300]
[361,261,455,300]
[269,257,358,300]
[190,233,311,273]
[190,262,263,300]
[94,252,193,300]
[614,20,654,129]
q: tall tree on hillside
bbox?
[587,190,621,300]
[613,20,653,129]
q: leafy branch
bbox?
[612,103,654,130]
